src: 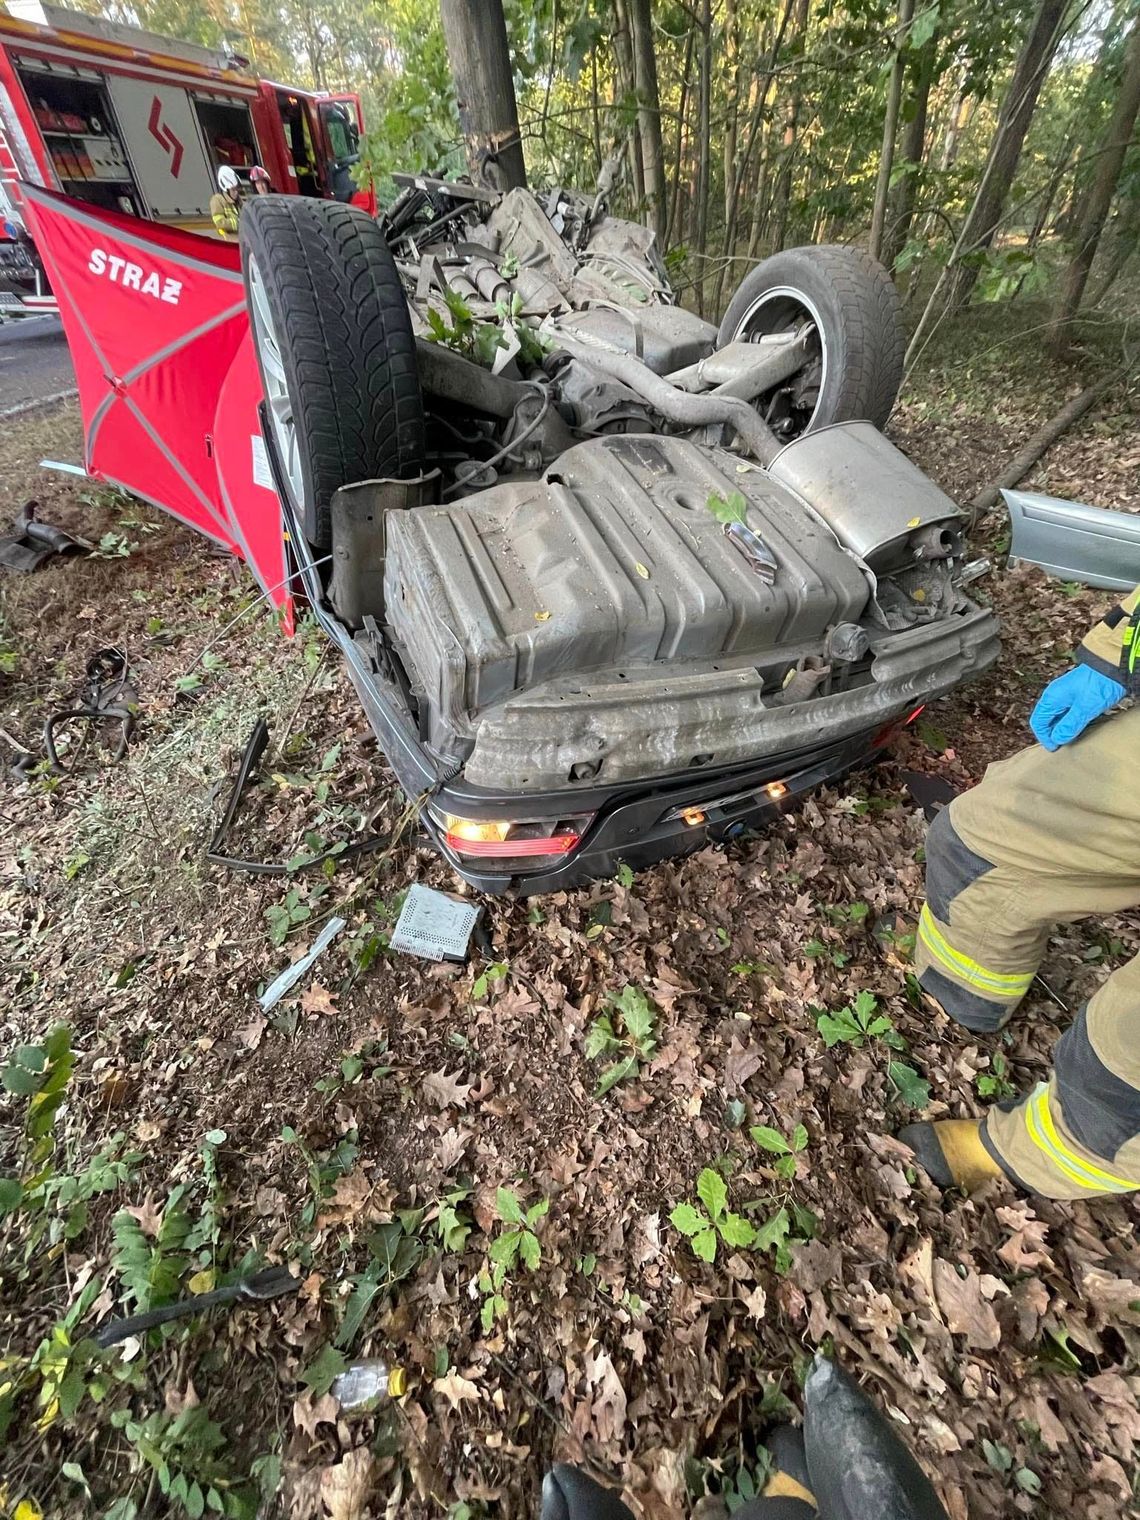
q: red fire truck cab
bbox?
[0,0,370,314]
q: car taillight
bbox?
[432,810,593,869]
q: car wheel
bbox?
[240,197,425,549]
[717,245,904,441]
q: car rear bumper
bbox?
[426,718,913,894]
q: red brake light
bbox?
[444,833,580,858]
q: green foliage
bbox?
[982,1438,1041,1496]
[109,1404,257,1518]
[264,883,327,946]
[816,990,902,1049]
[670,1168,755,1263]
[471,961,509,1000]
[803,936,850,968]
[585,983,658,1096]
[111,1195,194,1314]
[976,1050,1016,1100]
[752,1198,819,1276]
[436,1185,474,1253]
[314,1040,391,1098]
[490,1186,548,1271]
[479,1187,549,1331]
[750,1122,809,1180]
[888,1061,932,1111]
[722,1451,775,1513]
[706,489,749,526]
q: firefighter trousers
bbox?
[916,706,1140,1199]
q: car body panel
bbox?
[1004,486,1140,591]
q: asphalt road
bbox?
[0,315,76,415]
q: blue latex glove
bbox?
[1030,665,1126,751]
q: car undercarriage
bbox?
[239,176,999,890]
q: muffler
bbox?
[768,421,964,571]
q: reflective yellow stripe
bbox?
[1025,1085,1135,1194]
[918,906,1034,998]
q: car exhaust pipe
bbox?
[548,330,783,465]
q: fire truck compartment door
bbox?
[105,77,213,217]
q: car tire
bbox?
[717,245,904,435]
[240,197,424,549]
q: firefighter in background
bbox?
[209,165,242,237]
[901,587,1140,1200]
[250,165,274,195]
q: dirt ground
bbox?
[2,303,1140,1520]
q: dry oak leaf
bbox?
[321,1447,375,1520]
[422,1068,473,1110]
[293,1390,339,1439]
[433,1370,480,1411]
[123,1193,164,1239]
[301,983,337,1017]
[931,1259,1001,1349]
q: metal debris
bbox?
[95,1264,301,1349]
[390,884,481,962]
[0,499,90,572]
[259,916,347,1012]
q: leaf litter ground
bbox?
[2,309,1139,1520]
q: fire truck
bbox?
[0,0,368,314]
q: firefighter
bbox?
[901,586,1140,1200]
[209,165,242,237]
[250,165,274,195]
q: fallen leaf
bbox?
[931,1259,1001,1349]
[1080,1267,1140,1325]
[301,984,337,1017]
[235,1016,267,1049]
[723,1039,763,1093]
[584,1348,627,1447]
[293,1391,339,1439]
[740,1283,767,1323]
[422,1068,473,1110]
[321,1447,374,1520]
[124,1194,163,1239]
[433,1371,480,1411]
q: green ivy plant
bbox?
[670,1168,755,1262]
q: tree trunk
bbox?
[713,0,796,311]
[944,0,1068,311]
[695,0,712,314]
[667,28,695,247]
[882,24,936,270]
[869,0,915,262]
[723,0,740,225]
[613,0,644,211]
[440,0,527,190]
[1090,191,1140,305]
[770,0,811,253]
[629,0,667,241]
[1049,16,1140,351]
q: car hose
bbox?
[548,332,782,465]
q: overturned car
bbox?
[29,177,999,892]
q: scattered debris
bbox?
[207,716,402,875]
[43,646,136,772]
[899,771,961,821]
[332,1359,407,1411]
[95,1264,301,1348]
[0,498,90,571]
[258,915,348,1011]
[389,883,481,962]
